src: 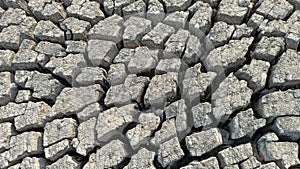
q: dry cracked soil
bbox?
[0,0,299,168]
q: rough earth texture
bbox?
[0,0,299,168]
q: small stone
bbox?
[102,0,114,16]
[181,157,220,169]
[0,102,27,122]
[0,8,26,29]
[46,155,80,169]
[88,14,123,43]
[272,116,300,141]
[113,48,136,64]
[235,59,270,92]
[34,20,65,44]
[51,84,104,117]
[285,31,300,50]
[155,58,185,74]
[185,128,224,156]
[9,16,37,44]
[0,122,12,152]
[28,0,66,23]
[3,0,28,11]
[142,22,176,48]
[208,21,235,47]
[65,40,87,54]
[127,46,159,74]
[66,1,104,25]
[43,118,77,147]
[124,148,155,169]
[28,0,49,19]
[229,109,266,139]
[285,11,300,49]
[76,103,102,123]
[12,49,39,70]
[163,11,188,30]
[257,137,300,168]
[123,16,151,48]
[217,0,252,24]
[14,101,51,131]
[162,0,192,13]
[19,39,35,50]
[122,0,146,17]
[105,75,150,106]
[107,63,127,86]
[164,99,189,137]
[158,137,184,167]
[204,37,254,73]
[257,90,300,119]
[163,29,189,58]
[45,139,72,161]
[144,72,178,109]
[42,2,67,23]
[45,53,86,84]
[60,17,91,40]
[240,156,261,169]
[0,72,17,106]
[270,49,300,87]
[182,35,202,66]
[251,36,285,62]
[107,0,134,16]
[0,50,15,71]
[15,91,30,104]
[75,67,107,86]
[232,24,254,39]
[73,117,97,156]
[146,0,165,25]
[124,75,150,103]
[35,41,66,57]
[259,19,288,37]
[150,119,177,146]
[247,13,264,29]
[0,25,22,50]
[24,71,64,101]
[95,104,139,142]
[192,102,213,128]
[258,162,280,169]
[87,39,118,67]
[9,157,47,169]
[104,84,131,107]
[85,140,127,168]
[256,0,293,20]
[126,113,160,148]
[217,143,253,167]
[8,132,43,162]
[182,64,216,105]
[0,151,10,168]
[188,1,212,34]
[212,73,253,121]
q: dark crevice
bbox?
[264,40,287,90]
[136,68,156,79]
[153,155,164,169]
[122,122,138,135]
[149,113,166,138]
[37,64,72,87]
[137,81,150,110]
[117,157,131,168]
[15,127,45,136]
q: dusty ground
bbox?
[0,0,299,168]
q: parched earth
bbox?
[0,0,299,168]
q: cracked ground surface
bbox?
[0,0,299,168]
